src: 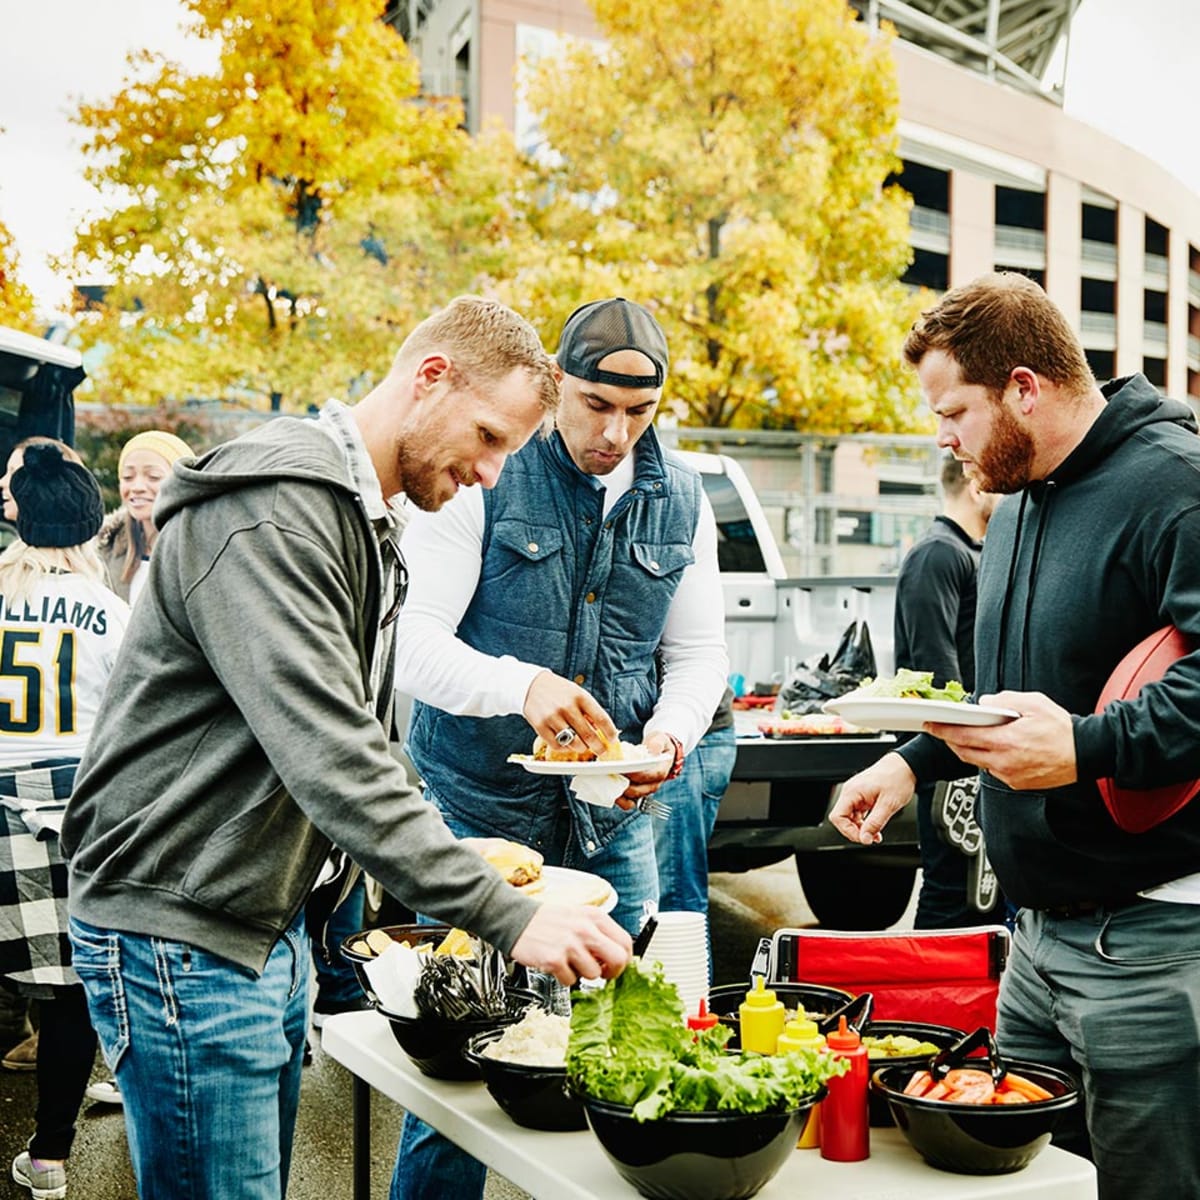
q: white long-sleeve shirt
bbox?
[393,450,728,754]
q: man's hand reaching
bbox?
[510,905,633,986]
[828,752,918,846]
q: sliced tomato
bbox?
[941,1069,996,1104]
[992,1089,1030,1104]
[923,1080,953,1101]
[903,1070,933,1097]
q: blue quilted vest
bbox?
[408,429,702,859]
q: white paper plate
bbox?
[535,865,617,913]
[823,696,1020,733]
[507,751,671,776]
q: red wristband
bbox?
[664,734,685,781]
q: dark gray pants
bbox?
[999,900,1200,1200]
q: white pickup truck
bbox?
[686,451,920,929]
[0,326,86,543]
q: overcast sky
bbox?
[1,0,1197,317]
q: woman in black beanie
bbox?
[0,442,131,1200]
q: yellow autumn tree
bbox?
[507,0,927,432]
[0,217,37,332]
[67,0,524,409]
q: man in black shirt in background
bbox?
[894,452,996,926]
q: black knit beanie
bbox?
[11,444,105,548]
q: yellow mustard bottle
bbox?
[738,977,786,1055]
[776,1017,827,1148]
[777,1016,824,1055]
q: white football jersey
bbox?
[0,573,131,765]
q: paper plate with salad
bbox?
[823,669,1020,732]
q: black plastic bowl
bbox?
[706,981,854,1050]
[339,923,454,1005]
[577,1092,823,1200]
[463,1027,585,1132]
[872,1059,1081,1174]
[861,1020,967,1128]
[377,987,540,1081]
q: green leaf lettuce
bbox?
[566,960,846,1121]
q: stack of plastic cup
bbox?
[641,911,710,1017]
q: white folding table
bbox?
[322,1010,1098,1200]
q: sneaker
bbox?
[11,1151,67,1200]
[84,1079,122,1106]
[1,1031,38,1072]
[311,995,372,1030]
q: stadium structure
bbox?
[386,0,1200,406]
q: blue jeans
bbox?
[313,876,367,1011]
[999,900,1200,1200]
[652,726,737,915]
[69,914,309,1200]
[389,797,660,1200]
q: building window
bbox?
[996,186,1045,232]
[1145,218,1169,258]
[878,480,932,497]
[815,449,835,495]
[1144,291,1168,324]
[1082,203,1117,245]
[1086,349,1115,382]
[1082,278,1116,314]
[814,508,833,546]
[1143,358,1167,389]
[904,248,948,291]
[892,160,950,212]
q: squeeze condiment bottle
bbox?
[777,1017,827,1148]
[820,1015,869,1162]
[738,977,786,1055]
[776,1015,824,1055]
[687,997,719,1033]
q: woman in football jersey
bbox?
[0,442,130,1200]
[97,429,194,604]
[0,437,90,1077]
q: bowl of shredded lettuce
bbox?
[567,962,844,1200]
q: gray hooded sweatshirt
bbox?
[62,416,538,973]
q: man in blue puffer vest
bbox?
[390,298,728,1200]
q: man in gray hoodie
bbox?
[61,296,632,1200]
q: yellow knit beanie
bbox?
[118,430,195,474]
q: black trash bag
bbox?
[776,621,878,715]
[827,619,876,687]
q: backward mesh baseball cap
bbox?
[555,298,669,388]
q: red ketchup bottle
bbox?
[687,997,719,1034]
[820,1015,870,1162]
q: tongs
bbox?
[632,915,659,959]
[929,1025,1008,1088]
[748,937,772,981]
[817,991,874,1037]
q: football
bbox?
[1095,626,1200,833]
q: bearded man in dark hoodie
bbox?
[831,272,1200,1200]
[60,296,632,1200]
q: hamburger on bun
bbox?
[471,837,545,889]
[530,732,628,763]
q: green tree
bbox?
[506,0,928,433]
[68,0,523,409]
[0,216,37,331]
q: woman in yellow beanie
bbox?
[98,430,195,604]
